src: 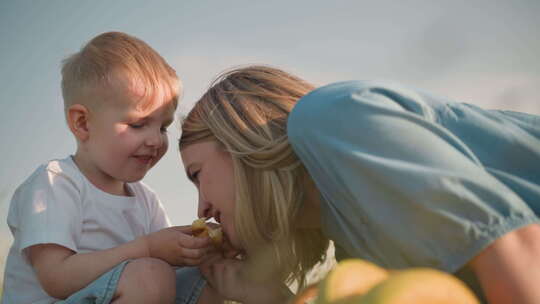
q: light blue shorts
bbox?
[55,261,206,304]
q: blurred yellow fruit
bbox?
[357,268,479,304]
[305,259,480,304]
[316,259,389,304]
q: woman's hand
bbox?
[200,255,292,304]
[469,223,540,304]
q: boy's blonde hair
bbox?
[61,31,180,112]
[179,65,329,288]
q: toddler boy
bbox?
[2,32,221,304]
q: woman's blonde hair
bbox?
[180,65,329,287]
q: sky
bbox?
[1,0,539,271]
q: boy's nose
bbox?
[145,129,163,147]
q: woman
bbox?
[179,65,540,304]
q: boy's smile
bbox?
[133,154,156,165]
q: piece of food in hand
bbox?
[192,218,208,237]
[191,218,223,245]
[208,227,223,245]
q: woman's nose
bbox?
[198,198,211,219]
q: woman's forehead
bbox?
[181,140,220,162]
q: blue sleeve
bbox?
[287,80,538,272]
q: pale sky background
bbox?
[1,0,539,278]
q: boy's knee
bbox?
[116,258,175,303]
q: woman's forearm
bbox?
[470,223,540,304]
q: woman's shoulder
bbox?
[288,80,439,134]
[292,80,376,111]
[289,80,372,125]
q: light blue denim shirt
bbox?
[287,80,539,299]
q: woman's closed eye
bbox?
[190,170,200,182]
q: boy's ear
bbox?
[67,104,90,141]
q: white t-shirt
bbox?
[2,156,171,304]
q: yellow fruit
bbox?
[191,218,223,245]
[192,218,207,231]
[358,268,479,304]
[195,229,209,238]
[317,259,389,304]
[208,227,223,245]
[313,259,480,304]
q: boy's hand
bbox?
[143,226,214,266]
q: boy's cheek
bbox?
[157,146,167,159]
[162,137,169,150]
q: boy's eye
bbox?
[160,126,169,133]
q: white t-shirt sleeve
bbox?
[13,166,82,254]
[140,186,171,232]
[149,197,171,232]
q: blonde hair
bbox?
[180,65,329,287]
[61,31,180,112]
